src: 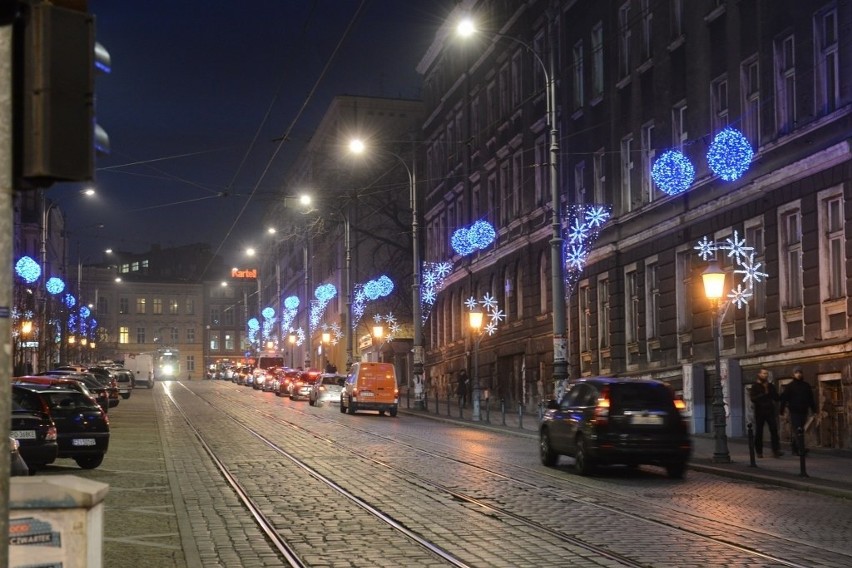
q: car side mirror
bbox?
[546,398,559,410]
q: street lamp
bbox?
[702,260,731,463]
[457,18,567,389]
[468,308,485,422]
[348,138,423,405]
[372,324,384,362]
[288,332,297,368]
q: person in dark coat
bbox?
[749,368,782,458]
[456,370,469,408]
[780,368,818,455]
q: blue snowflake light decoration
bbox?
[46,277,65,295]
[652,150,695,195]
[451,219,496,257]
[694,230,769,309]
[707,127,754,181]
[466,294,505,337]
[372,313,400,342]
[15,256,41,283]
[284,296,299,310]
[247,318,260,331]
[320,322,344,345]
[262,307,275,319]
[79,306,91,318]
[310,283,337,334]
[352,275,395,329]
[64,294,76,309]
[420,261,453,324]
[563,204,612,294]
[90,319,98,330]
[281,296,299,336]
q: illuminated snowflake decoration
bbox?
[420,261,453,324]
[247,318,260,331]
[652,150,695,195]
[90,319,98,330]
[319,322,344,345]
[79,306,91,318]
[695,230,769,309]
[286,326,306,347]
[466,295,505,337]
[262,307,275,320]
[281,295,299,334]
[352,275,394,329]
[563,204,612,294]
[15,256,41,284]
[46,277,65,295]
[310,283,337,334]
[451,220,496,257]
[372,313,400,342]
[707,127,754,181]
[262,317,276,341]
[64,294,76,309]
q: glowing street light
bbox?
[702,260,730,463]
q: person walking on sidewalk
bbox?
[780,368,817,456]
[456,370,469,409]
[749,368,783,458]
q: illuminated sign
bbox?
[231,268,257,279]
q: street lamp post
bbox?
[468,309,484,422]
[372,324,384,363]
[288,332,297,368]
[457,18,566,390]
[348,139,423,406]
[702,260,731,463]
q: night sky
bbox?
[53,0,455,271]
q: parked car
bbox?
[16,374,110,413]
[86,367,122,407]
[309,373,345,406]
[340,362,399,416]
[9,437,30,476]
[538,377,691,478]
[275,369,300,397]
[289,371,319,401]
[13,384,110,469]
[108,368,135,399]
[11,391,58,471]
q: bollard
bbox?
[485,396,491,423]
[518,401,523,429]
[406,387,410,409]
[447,391,452,417]
[500,398,506,426]
[747,423,757,467]
[797,427,809,478]
[435,389,439,415]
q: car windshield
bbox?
[609,383,674,411]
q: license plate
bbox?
[360,392,374,397]
[72,438,96,446]
[11,430,36,440]
[631,415,663,425]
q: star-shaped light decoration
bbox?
[467,294,505,337]
[696,232,769,311]
[563,204,612,294]
[420,261,453,324]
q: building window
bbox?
[819,189,846,337]
[574,161,586,205]
[511,49,523,109]
[136,298,146,314]
[499,63,510,117]
[741,57,760,147]
[598,277,610,349]
[119,326,129,344]
[170,327,179,343]
[625,268,640,345]
[618,2,632,79]
[533,30,545,92]
[572,40,584,110]
[621,135,635,213]
[223,307,235,326]
[579,283,591,354]
[640,0,653,61]
[775,34,796,134]
[591,22,604,98]
[672,102,687,150]
[780,207,803,309]
[512,151,522,217]
[487,174,497,229]
[120,263,129,273]
[153,298,163,315]
[186,327,195,343]
[119,297,128,315]
[136,327,145,344]
[814,6,839,115]
[209,331,220,351]
[670,0,683,39]
[675,248,692,359]
[516,266,524,319]
[534,136,546,206]
[500,161,510,225]
[186,355,195,372]
[210,306,221,326]
[594,149,606,204]
[641,122,655,203]
[711,75,729,131]
[224,333,234,351]
[169,298,179,314]
[645,261,659,340]
[540,253,548,314]
[745,222,766,319]
[131,261,139,272]
[97,297,108,315]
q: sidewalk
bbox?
[401,393,852,500]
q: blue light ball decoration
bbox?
[46,277,65,295]
[64,294,76,309]
[284,296,299,310]
[451,228,475,256]
[314,283,337,302]
[451,220,496,257]
[651,150,695,195]
[15,256,41,283]
[707,127,754,181]
[79,306,91,318]
[247,317,260,331]
[261,307,275,319]
[363,275,394,300]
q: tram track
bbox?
[174,381,849,567]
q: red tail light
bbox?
[46,425,57,441]
[674,398,686,411]
[592,387,610,426]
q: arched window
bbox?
[540,252,549,314]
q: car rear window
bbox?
[44,392,100,411]
[321,376,342,386]
[609,383,674,412]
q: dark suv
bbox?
[539,377,691,478]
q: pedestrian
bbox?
[457,370,469,408]
[749,368,783,458]
[780,368,817,456]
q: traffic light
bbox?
[14,0,110,188]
